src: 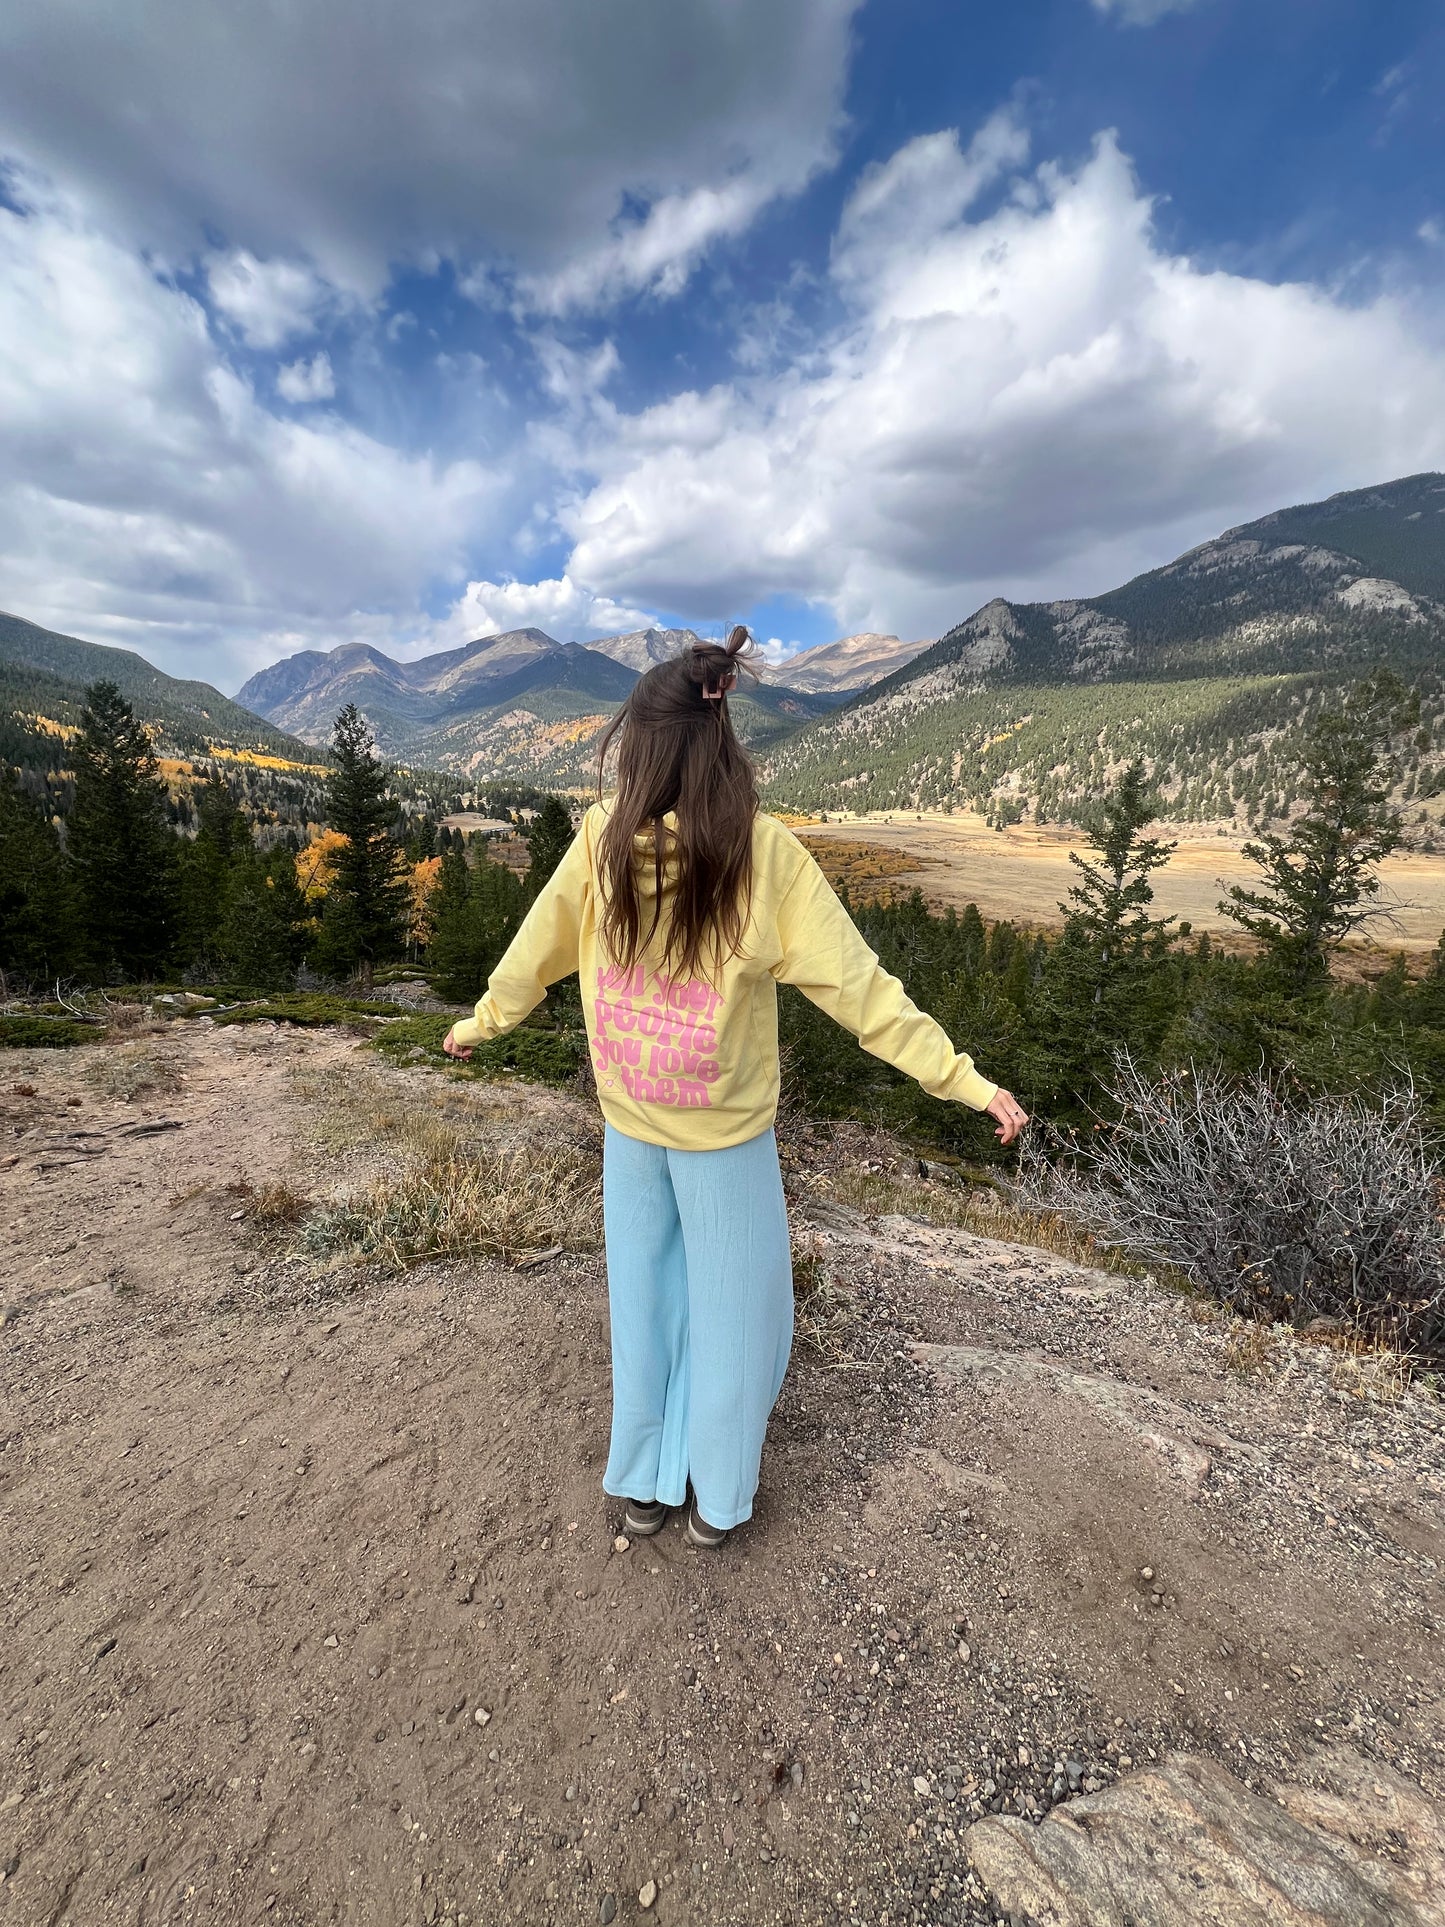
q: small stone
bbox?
[957,1641,972,1662]
[323,1634,339,1649]
[565,1785,577,1802]
[723,1822,735,1849]
[683,1666,696,1686]
[790,1762,804,1791]
[599,1898,617,1926]
[913,1776,931,1797]
[473,1707,491,1727]
[1150,1592,1164,1609]
[639,1877,658,1909]
[630,1796,642,1816]
[613,1534,630,1554]
[1140,1566,1154,1582]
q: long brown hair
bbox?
[596,624,760,980]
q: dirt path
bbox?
[2,1021,1443,1926]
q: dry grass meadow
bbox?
[797,810,1445,956]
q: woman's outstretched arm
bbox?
[443,813,592,1058]
[772,850,1029,1144]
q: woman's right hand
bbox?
[986,1087,1029,1146]
[442,1027,473,1060]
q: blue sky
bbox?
[0,0,1442,689]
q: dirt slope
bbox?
[2,1020,1443,1927]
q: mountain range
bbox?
[5,473,1443,830]
[233,625,850,782]
[556,625,926,691]
[764,472,1445,828]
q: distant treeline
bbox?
[0,681,569,991]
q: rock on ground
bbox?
[965,1747,1445,1927]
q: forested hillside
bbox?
[0,612,477,840]
[765,474,1445,832]
[1,612,317,761]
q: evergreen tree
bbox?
[68,680,179,982]
[217,848,310,988]
[177,774,249,972]
[313,704,409,986]
[1031,759,1178,1106]
[525,796,575,896]
[1221,671,1415,994]
[424,846,477,1001]
[0,768,77,983]
[425,842,527,1003]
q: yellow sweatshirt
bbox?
[450,805,999,1150]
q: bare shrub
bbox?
[301,1142,601,1270]
[83,1042,181,1103]
[1012,1058,1445,1363]
[791,1232,867,1368]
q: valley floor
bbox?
[2,1019,1444,1926]
[799,810,1445,950]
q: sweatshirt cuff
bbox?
[952,1064,999,1111]
[450,1016,487,1047]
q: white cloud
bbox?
[0,172,501,687]
[206,249,341,348]
[1091,0,1201,23]
[275,351,336,404]
[531,335,621,407]
[428,575,655,648]
[831,111,1030,289]
[0,0,860,309]
[760,636,801,665]
[556,125,1445,639]
[522,178,785,315]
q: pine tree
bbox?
[1221,672,1415,995]
[313,704,409,987]
[1031,759,1178,1107]
[217,848,310,989]
[425,842,528,1004]
[0,768,77,984]
[425,846,481,1002]
[67,681,179,982]
[525,796,575,896]
[177,774,249,973]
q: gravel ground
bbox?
[1,1023,1441,1926]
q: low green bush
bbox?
[207,993,402,1029]
[0,1015,101,1048]
[371,1013,587,1085]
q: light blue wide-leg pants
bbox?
[601,1123,794,1531]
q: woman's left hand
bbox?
[986,1087,1029,1146]
[442,1027,473,1060]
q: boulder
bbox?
[965,1749,1445,1927]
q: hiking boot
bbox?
[684,1503,729,1550]
[623,1498,668,1537]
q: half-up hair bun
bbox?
[689,624,760,704]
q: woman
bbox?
[443,627,1027,1548]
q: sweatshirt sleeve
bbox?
[771,850,999,1111]
[449,813,592,1048]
